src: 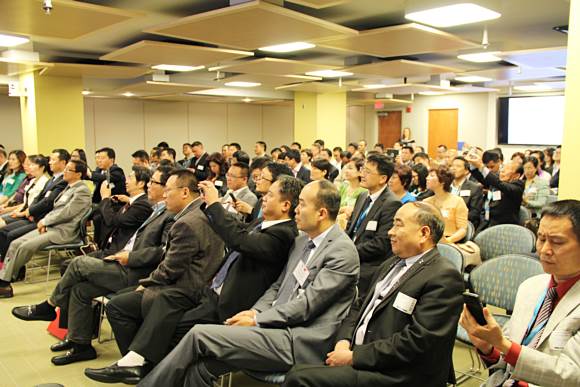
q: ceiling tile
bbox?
[276,81,352,93]
[0,59,52,76]
[43,63,149,79]
[211,57,337,75]
[345,59,461,78]
[500,47,567,69]
[115,81,210,96]
[220,73,321,87]
[351,83,455,94]
[285,0,351,9]
[457,66,566,82]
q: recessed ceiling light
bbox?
[152,64,205,72]
[514,85,553,92]
[122,92,135,97]
[405,3,501,28]
[455,75,492,83]
[224,81,262,87]
[81,90,92,96]
[305,70,353,78]
[362,84,388,89]
[457,51,502,63]
[0,34,29,47]
[243,97,253,103]
[419,91,446,96]
[259,42,316,53]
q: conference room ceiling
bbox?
[0,0,570,104]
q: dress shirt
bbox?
[260,218,291,230]
[129,192,145,205]
[122,201,165,252]
[366,184,388,213]
[292,163,303,178]
[451,178,467,196]
[305,225,334,265]
[354,250,429,345]
[174,197,199,221]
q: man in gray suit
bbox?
[135,180,360,387]
[11,166,175,365]
[0,159,91,298]
[222,162,258,218]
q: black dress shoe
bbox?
[51,345,97,366]
[84,363,147,385]
[12,304,56,321]
[0,285,13,298]
[50,339,73,352]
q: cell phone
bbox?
[229,193,237,203]
[463,292,487,325]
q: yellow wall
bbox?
[294,92,318,147]
[559,0,580,199]
[294,91,347,149]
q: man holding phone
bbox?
[460,200,580,386]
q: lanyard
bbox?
[521,288,549,346]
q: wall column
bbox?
[294,91,347,149]
[19,73,85,155]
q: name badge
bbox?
[550,330,572,350]
[215,180,223,187]
[441,209,450,218]
[393,292,417,315]
[5,177,14,184]
[460,190,471,197]
[492,191,502,201]
[108,182,116,189]
[293,260,310,287]
[44,190,52,198]
[197,165,205,171]
[366,220,378,231]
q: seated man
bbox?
[84,169,225,383]
[92,180,360,386]
[345,154,401,299]
[460,199,580,386]
[222,162,258,218]
[450,156,484,229]
[11,166,174,365]
[0,159,91,298]
[284,202,464,387]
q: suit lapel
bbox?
[306,225,339,270]
[354,189,388,238]
[347,192,369,235]
[538,281,580,347]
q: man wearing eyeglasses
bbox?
[12,166,175,365]
[223,162,258,218]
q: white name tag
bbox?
[393,292,417,315]
[197,165,205,171]
[44,190,52,198]
[293,260,310,287]
[441,209,450,218]
[460,190,471,197]
[366,220,378,231]
[492,191,502,201]
[5,177,14,184]
[215,180,223,187]
[550,330,572,350]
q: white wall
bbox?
[0,95,23,151]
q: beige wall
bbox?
[0,95,23,151]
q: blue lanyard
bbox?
[521,288,549,346]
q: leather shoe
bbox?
[51,345,97,366]
[84,363,148,385]
[12,304,56,321]
[50,339,73,352]
[0,285,13,298]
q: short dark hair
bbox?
[374,143,384,151]
[159,159,175,167]
[157,141,169,148]
[162,148,177,160]
[401,146,414,154]
[231,162,250,178]
[191,141,203,148]
[430,165,454,192]
[150,147,162,158]
[311,159,333,180]
[333,146,343,153]
[276,175,304,218]
[96,147,116,160]
[314,139,325,147]
[250,157,270,172]
[156,165,173,185]
[132,166,152,192]
[291,142,302,150]
[348,142,358,149]
[256,141,267,152]
[265,162,293,181]
[229,142,242,151]
[182,142,192,148]
[132,150,149,162]
[233,150,250,165]
[438,144,448,151]
[31,155,49,174]
[313,180,340,221]
[69,159,87,178]
[409,202,445,244]
[321,148,332,158]
[271,147,282,155]
[285,149,301,163]
[453,156,470,171]
[394,164,413,190]
[366,153,394,178]
[491,147,504,162]
[169,169,199,195]
[524,156,539,170]
[413,152,429,161]
[412,164,429,190]
[511,152,526,162]
[482,150,501,164]
[541,200,580,242]
[301,149,312,161]
[52,148,71,163]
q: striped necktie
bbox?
[528,286,558,349]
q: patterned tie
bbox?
[275,240,316,305]
[528,286,558,349]
[351,196,372,236]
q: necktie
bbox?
[275,240,316,305]
[210,223,262,291]
[527,286,558,349]
[352,196,372,236]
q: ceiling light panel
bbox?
[455,75,493,82]
[458,51,502,63]
[405,3,501,28]
[224,81,262,87]
[151,64,205,72]
[259,42,316,53]
[305,70,353,78]
[0,34,29,47]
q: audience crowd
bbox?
[0,135,576,387]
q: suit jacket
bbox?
[550,169,559,189]
[253,224,360,364]
[90,165,127,203]
[178,157,193,169]
[140,198,225,301]
[459,179,484,228]
[336,249,464,386]
[97,194,153,254]
[470,168,524,227]
[296,166,311,184]
[203,202,298,321]
[328,165,339,183]
[28,174,67,221]
[192,152,209,182]
[41,181,92,244]
[230,186,258,208]
[0,162,7,186]
[485,274,580,387]
[125,205,175,285]
[345,187,402,298]
[523,177,549,215]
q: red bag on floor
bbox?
[47,307,67,340]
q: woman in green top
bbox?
[338,158,367,209]
[0,150,27,206]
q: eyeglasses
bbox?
[163,186,187,194]
[256,175,273,183]
[149,180,165,186]
[64,168,77,173]
[226,173,244,179]
[359,168,381,176]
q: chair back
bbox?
[469,254,544,312]
[464,221,475,242]
[474,224,536,261]
[437,243,463,273]
[519,206,532,225]
[78,207,94,243]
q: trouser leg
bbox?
[105,289,143,356]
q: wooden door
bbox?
[378,111,402,147]
[428,109,458,157]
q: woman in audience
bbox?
[410,163,431,201]
[510,152,526,167]
[0,150,27,206]
[300,149,312,170]
[530,150,552,182]
[0,155,49,223]
[399,127,415,146]
[0,155,33,214]
[71,148,87,164]
[543,147,555,174]
[338,159,366,209]
[424,166,468,243]
[206,152,228,196]
[310,159,333,182]
[522,156,549,216]
[388,164,416,204]
[270,147,282,161]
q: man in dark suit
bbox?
[346,154,401,299]
[467,152,524,230]
[283,202,464,387]
[0,149,69,260]
[550,145,560,189]
[191,141,209,182]
[285,149,311,183]
[11,166,175,365]
[451,156,484,228]
[88,147,127,203]
[84,169,225,383]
